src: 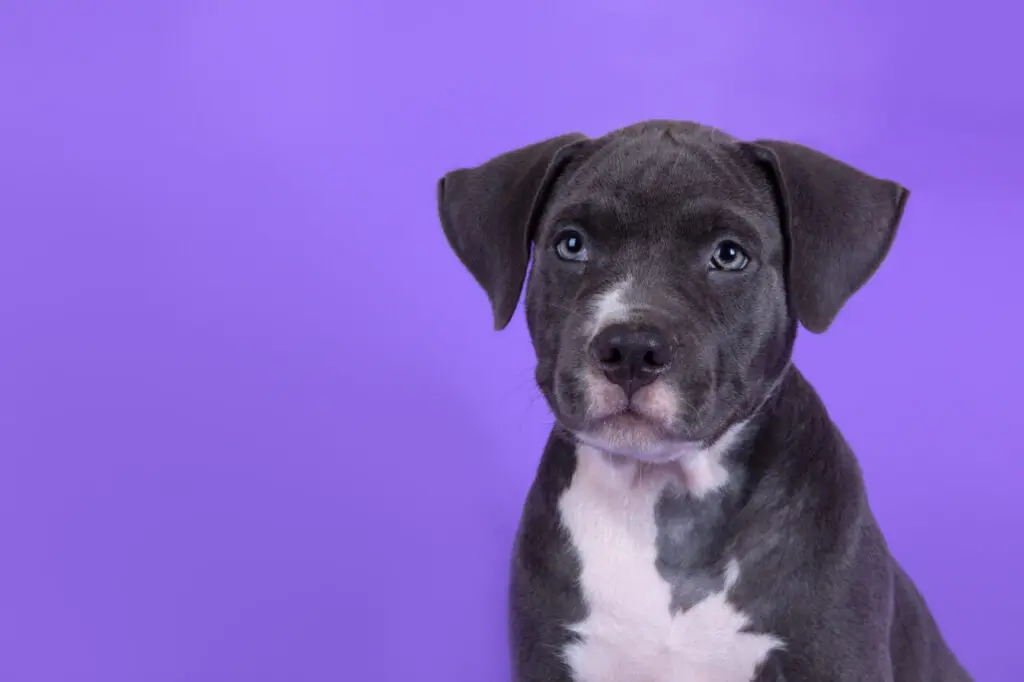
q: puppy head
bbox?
[437,121,908,462]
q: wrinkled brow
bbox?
[673,200,767,245]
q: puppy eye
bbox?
[710,240,749,271]
[555,229,588,262]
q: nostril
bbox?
[593,335,626,367]
[602,347,623,366]
[642,350,664,368]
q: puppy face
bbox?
[437,120,908,462]
[524,126,792,460]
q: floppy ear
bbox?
[436,133,588,330]
[747,140,910,334]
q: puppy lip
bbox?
[592,409,673,444]
[594,405,669,430]
[599,409,658,429]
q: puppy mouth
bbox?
[550,368,699,461]
[595,407,665,432]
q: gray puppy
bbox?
[436,120,972,682]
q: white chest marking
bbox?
[558,446,783,682]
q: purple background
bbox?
[2,1,1022,680]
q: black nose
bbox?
[590,324,672,392]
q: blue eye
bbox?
[555,230,588,262]
[710,240,749,271]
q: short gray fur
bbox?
[436,120,973,681]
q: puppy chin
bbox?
[574,426,683,463]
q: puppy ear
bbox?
[437,133,587,330]
[747,140,910,334]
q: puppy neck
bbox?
[575,420,749,499]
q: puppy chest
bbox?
[557,454,782,682]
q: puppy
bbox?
[436,120,972,682]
